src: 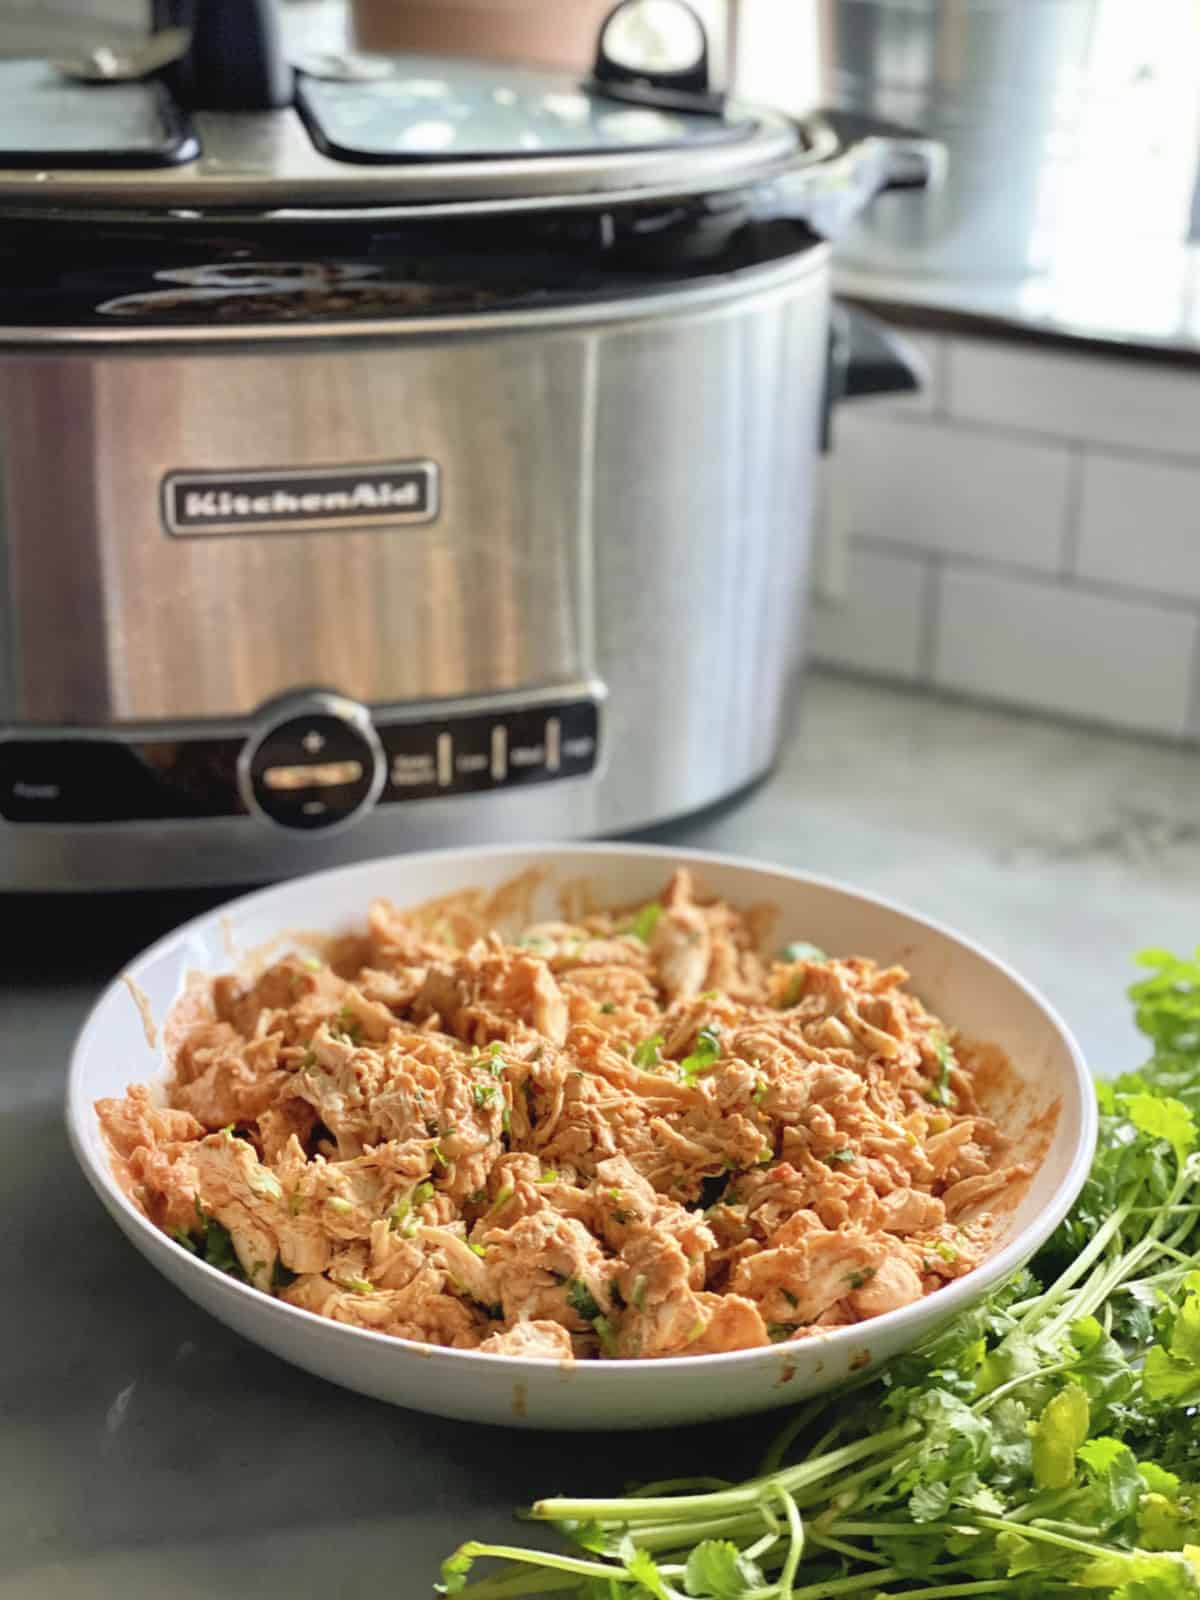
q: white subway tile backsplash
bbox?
[934,567,1198,736]
[1077,452,1200,602]
[807,541,929,680]
[829,411,1071,572]
[949,338,1200,457]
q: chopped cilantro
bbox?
[679,1026,721,1083]
[170,1227,198,1255]
[566,1278,602,1322]
[472,1082,496,1108]
[592,1314,619,1356]
[825,1148,856,1167]
[272,1260,298,1292]
[766,1322,795,1343]
[632,1032,664,1070]
[333,1006,362,1044]
[782,974,806,1007]
[925,1033,957,1105]
[846,1267,877,1290]
[780,940,827,962]
[599,1002,617,1015]
[199,1215,243,1280]
[627,902,663,942]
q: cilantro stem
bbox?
[972,1517,1110,1561]
[827,1521,967,1538]
[759,1396,833,1475]
[750,1568,901,1600]
[454,1566,578,1599]
[1017,1197,1131,1333]
[745,1529,786,1561]
[533,1425,920,1527]
[449,1543,641,1583]
[622,1512,772,1552]
[871,1585,1015,1600]
[808,1533,891,1567]
[775,1488,806,1600]
[628,1476,735,1497]
[973,1356,1076,1413]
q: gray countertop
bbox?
[833,252,1200,365]
[5,672,1199,1599]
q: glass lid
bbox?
[0,59,196,169]
[0,0,808,214]
[296,55,757,166]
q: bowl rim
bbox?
[66,839,1098,1382]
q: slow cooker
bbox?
[0,0,935,891]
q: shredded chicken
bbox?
[97,869,1029,1360]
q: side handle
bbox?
[819,304,928,453]
[815,108,948,193]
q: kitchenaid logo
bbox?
[163,463,439,536]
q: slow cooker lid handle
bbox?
[588,0,726,117]
[151,0,293,110]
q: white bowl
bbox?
[67,843,1095,1431]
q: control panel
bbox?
[0,689,602,831]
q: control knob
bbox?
[238,692,385,832]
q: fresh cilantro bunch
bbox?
[439,948,1200,1600]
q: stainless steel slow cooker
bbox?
[0,0,934,891]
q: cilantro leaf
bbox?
[680,1026,721,1083]
[1031,1384,1089,1489]
[1122,1093,1198,1167]
[628,903,663,943]
[632,1033,664,1070]
[566,1278,602,1322]
[683,1539,764,1597]
[780,941,827,963]
[926,1034,957,1106]
[625,1547,672,1599]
